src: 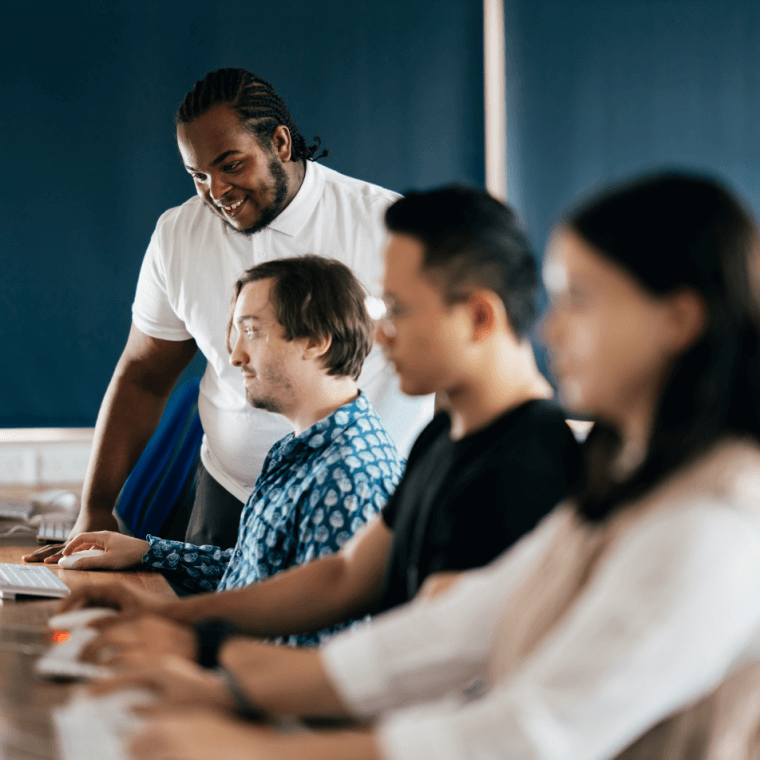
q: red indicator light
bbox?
[50,631,71,644]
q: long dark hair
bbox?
[565,171,760,522]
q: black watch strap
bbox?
[193,619,237,669]
[217,666,267,723]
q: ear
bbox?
[271,125,293,163]
[665,287,708,354]
[302,334,332,362]
[467,290,500,341]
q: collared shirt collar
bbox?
[276,391,370,460]
[266,160,326,238]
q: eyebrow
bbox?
[184,150,243,172]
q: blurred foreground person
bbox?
[125,172,760,760]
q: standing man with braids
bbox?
[26,68,432,560]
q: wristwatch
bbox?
[193,619,237,669]
[217,666,267,723]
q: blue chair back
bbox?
[115,377,203,539]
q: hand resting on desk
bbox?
[22,511,120,564]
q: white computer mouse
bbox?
[47,606,117,630]
[57,549,106,570]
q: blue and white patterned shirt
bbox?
[143,391,404,645]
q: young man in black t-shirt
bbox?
[61,186,581,653]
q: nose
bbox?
[209,172,233,204]
[375,321,394,346]
[538,305,559,351]
[229,334,248,367]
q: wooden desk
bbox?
[0,539,176,759]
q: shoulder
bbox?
[405,412,451,461]
[339,425,403,476]
[487,400,580,463]
[316,163,401,211]
[604,493,760,604]
[634,437,760,520]
[316,406,403,489]
[152,196,220,246]
[154,195,207,229]
[511,399,575,434]
[601,439,760,583]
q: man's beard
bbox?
[246,389,283,414]
[227,157,289,237]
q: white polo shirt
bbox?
[132,161,433,502]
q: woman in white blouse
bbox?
[128,172,760,760]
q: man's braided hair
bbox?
[175,67,329,162]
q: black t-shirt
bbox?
[377,399,582,613]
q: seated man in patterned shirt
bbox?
[60,255,404,645]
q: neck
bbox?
[286,375,359,436]
[282,159,306,210]
[447,338,553,440]
[609,399,657,482]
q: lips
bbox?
[219,197,246,218]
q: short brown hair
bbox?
[227,255,373,380]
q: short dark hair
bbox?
[175,67,328,163]
[227,255,372,381]
[565,170,760,522]
[384,185,539,338]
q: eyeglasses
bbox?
[364,296,420,339]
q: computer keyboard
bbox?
[0,563,70,599]
[0,500,34,521]
[53,688,152,760]
[35,626,113,680]
[36,515,75,544]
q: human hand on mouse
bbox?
[56,531,149,570]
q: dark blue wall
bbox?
[506,0,760,255]
[0,1,484,427]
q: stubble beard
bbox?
[246,388,283,414]
[219,156,289,237]
[244,365,294,415]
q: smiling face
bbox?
[177,104,290,235]
[377,233,472,397]
[541,227,702,429]
[228,279,306,414]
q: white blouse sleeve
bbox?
[321,509,565,714]
[374,501,760,760]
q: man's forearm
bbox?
[165,553,382,637]
[219,637,352,719]
[76,325,197,533]
[78,372,173,527]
